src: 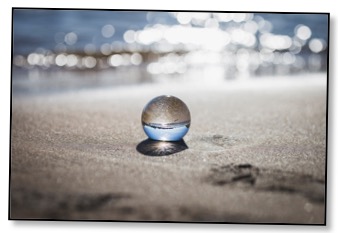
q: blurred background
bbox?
[12,10,328,94]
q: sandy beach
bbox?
[10,74,327,223]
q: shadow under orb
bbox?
[136,139,188,156]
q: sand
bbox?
[10,74,327,223]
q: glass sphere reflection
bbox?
[141,95,191,141]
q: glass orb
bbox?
[141,95,191,141]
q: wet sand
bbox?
[10,74,327,223]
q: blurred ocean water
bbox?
[12,10,328,55]
[12,9,329,94]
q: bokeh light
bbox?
[64,32,78,45]
[12,10,328,86]
[295,24,312,41]
[309,38,326,53]
[101,24,115,38]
